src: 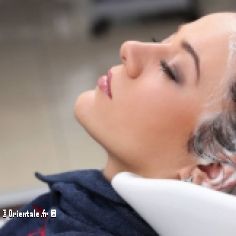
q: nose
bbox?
[120,41,144,78]
[120,40,161,78]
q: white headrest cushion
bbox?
[112,172,236,236]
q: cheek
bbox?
[111,83,201,148]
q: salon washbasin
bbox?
[111,172,236,236]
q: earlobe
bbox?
[178,164,209,185]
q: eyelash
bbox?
[151,37,178,83]
[151,37,158,42]
[160,60,178,83]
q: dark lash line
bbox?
[151,36,182,84]
[151,37,158,42]
[160,60,178,83]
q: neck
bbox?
[102,153,129,182]
[102,151,185,182]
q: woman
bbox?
[1,12,236,236]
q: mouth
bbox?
[97,69,112,99]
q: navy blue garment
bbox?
[0,169,159,236]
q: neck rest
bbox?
[111,172,236,236]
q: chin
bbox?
[74,89,105,145]
[74,89,112,151]
[74,90,95,127]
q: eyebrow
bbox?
[180,40,200,83]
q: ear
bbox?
[178,162,236,192]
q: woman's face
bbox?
[75,13,236,178]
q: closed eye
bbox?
[160,60,179,83]
[152,37,183,84]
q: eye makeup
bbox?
[151,37,185,85]
[160,60,184,85]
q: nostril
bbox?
[121,55,126,63]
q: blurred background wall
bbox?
[0,0,235,207]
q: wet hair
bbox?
[187,80,236,193]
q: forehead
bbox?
[180,13,236,47]
[166,14,236,66]
[176,14,236,100]
[176,13,236,67]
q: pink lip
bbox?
[97,69,112,99]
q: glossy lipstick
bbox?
[97,70,112,99]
